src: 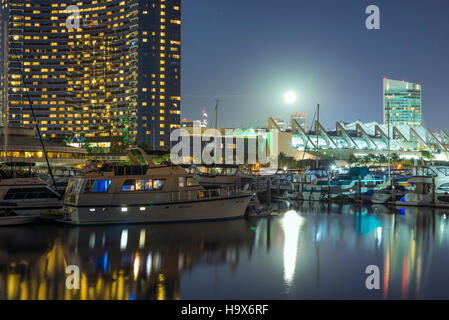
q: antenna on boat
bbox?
[316,104,320,169]
[12,56,58,190]
[215,99,219,129]
[387,101,391,184]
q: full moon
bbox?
[284,91,297,104]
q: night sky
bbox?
[181,0,449,131]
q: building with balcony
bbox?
[0,0,181,150]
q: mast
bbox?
[387,101,391,183]
[3,19,8,162]
[13,56,58,191]
[316,104,319,169]
[215,99,219,129]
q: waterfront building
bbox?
[270,116,449,163]
[0,0,181,149]
[290,112,307,131]
[0,126,86,167]
[175,127,268,165]
[383,78,422,126]
[272,116,287,131]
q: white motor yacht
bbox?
[0,162,62,216]
[60,148,253,225]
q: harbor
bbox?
[1,145,449,299]
[2,202,449,299]
[1,0,449,308]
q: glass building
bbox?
[383,78,422,126]
[0,0,181,149]
[290,112,307,131]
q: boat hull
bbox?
[394,193,432,207]
[60,194,252,225]
[0,216,36,226]
[371,193,392,204]
[0,200,62,216]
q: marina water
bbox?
[2,202,449,299]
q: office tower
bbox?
[290,112,307,130]
[383,78,422,126]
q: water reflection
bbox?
[2,203,449,299]
[281,211,304,289]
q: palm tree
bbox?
[278,152,288,169]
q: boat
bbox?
[392,166,448,207]
[394,176,434,207]
[276,190,300,200]
[59,148,253,225]
[0,162,62,216]
[246,194,273,217]
[392,166,449,207]
[302,167,385,201]
[371,185,409,204]
[0,211,36,226]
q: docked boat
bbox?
[394,176,433,207]
[371,185,409,204]
[246,194,273,217]
[302,167,385,201]
[60,148,253,225]
[0,211,37,226]
[0,162,62,216]
[394,166,449,207]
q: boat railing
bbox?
[169,185,244,202]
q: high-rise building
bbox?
[0,0,181,149]
[272,115,287,131]
[383,78,422,126]
[290,112,307,130]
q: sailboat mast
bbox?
[3,19,8,163]
[13,56,57,189]
[316,104,319,169]
[215,99,219,129]
[387,101,391,183]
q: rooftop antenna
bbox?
[215,99,219,129]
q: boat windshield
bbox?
[196,166,237,176]
[0,163,36,178]
[416,167,437,176]
[66,178,84,193]
[436,167,449,176]
[84,179,112,193]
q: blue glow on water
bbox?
[104,253,108,271]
